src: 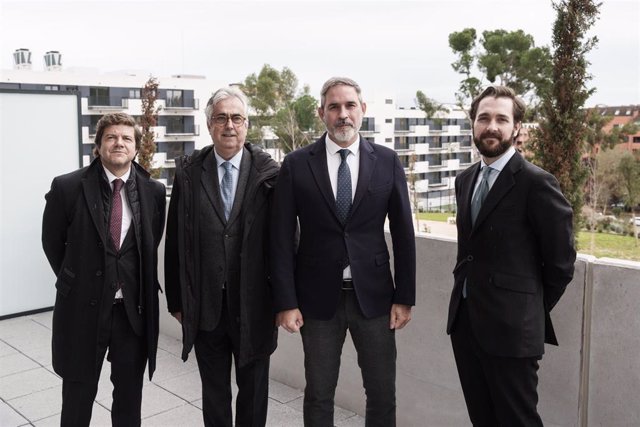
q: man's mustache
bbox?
[334,119,354,128]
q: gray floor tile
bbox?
[141,402,203,426]
[150,352,198,382]
[154,370,202,403]
[157,334,183,357]
[0,353,40,378]
[286,396,356,423]
[0,400,28,427]
[0,340,18,358]
[7,384,61,422]
[0,367,60,400]
[2,325,51,353]
[98,381,187,419]
[268,379,304,404]
[0,318,33,340]
[28,311,53,329]
[33,402,111,426]
[21,344,53,367]
[266,398,304,426]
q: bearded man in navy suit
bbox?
[270,77,416,427]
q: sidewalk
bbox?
[0,311,364,426]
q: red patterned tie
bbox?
[110,179,124,251]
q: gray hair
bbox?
[204,86,249,124]
[320,77,363,107]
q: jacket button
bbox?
[96,270,103,276]
[467,255,474,261]
[89,299,97,306]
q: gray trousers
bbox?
[300,290,397,427]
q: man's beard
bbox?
[327,119,361,144]
[473,130,513,158]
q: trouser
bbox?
[300,289,397,427]
[451,299,543,427]
[61,302,147,427]
[194,293,270,427]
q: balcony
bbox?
[162,98,200,111]
[87,96,127,109]
[165,124,200,136]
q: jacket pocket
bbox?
[491,272,538,294]
[55,278,72,297]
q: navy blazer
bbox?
[447,152,576,357]
[270,134,416,320]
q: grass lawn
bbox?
[416,212,455,222]
[577,231,639,262]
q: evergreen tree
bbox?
[138,76,160,177]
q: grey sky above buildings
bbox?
[1,0,638,107]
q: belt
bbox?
[341,279,354,290]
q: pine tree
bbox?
[138,76,160,177]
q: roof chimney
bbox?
[44,51,62,71]
[13,48,32,70]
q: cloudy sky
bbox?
[1,0,638,106]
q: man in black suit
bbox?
[271,77,416,426]
[447,86,576,426]
[164,86,279,427]
[42,112,166,426]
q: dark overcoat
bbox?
[164,143,279,367]
[42,159,166,382]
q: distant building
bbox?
[590,105,640,152]
[1,48,222,190]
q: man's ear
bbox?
[317,106,325,121]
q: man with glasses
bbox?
[165,86,280,426]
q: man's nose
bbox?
[486,119,498,131]
[338,106,349,119]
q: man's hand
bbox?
[276,309,304,333]
[389,304,412,330]
[172,311,182,324]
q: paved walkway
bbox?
[0,311,364,426]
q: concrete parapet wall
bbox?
[159,233,640,426]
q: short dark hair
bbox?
[93,113,142,157]
[469,86,526,123]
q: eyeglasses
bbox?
[211,114,247,127]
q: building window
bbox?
[129,89,141,99]
[385,138,392,143]
[385,99,393,104]
[166,90,183,108]
[89,87,110,106]
[44,85,59,91]
[166,116,185,133]
[385,118,392,123]
[89,115,102,135]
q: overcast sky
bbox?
[1,0,638,107]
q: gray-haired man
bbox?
[165,87,280,426]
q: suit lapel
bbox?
[472,153,523,232]
[457,162,480,236]
[201,149,226,224]
[82,163,107,247]
[350,138,376,218]
[307,136,338,217]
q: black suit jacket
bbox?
[42,159,166,382]
[270,134,416,320]
[447,152,576,357]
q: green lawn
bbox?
[416,212,455,222]
[577,231,639,262]
[414,213,639,261]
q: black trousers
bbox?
[450,299,543,427]
[194,295,270,427]
[300,290,397,427]
[61,302,147,427]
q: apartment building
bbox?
[1,49,220,189]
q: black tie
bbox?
[471,166,492,225]
[336,149,352,224]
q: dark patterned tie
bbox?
[471,166,492,226]
[221,162,233,220]
[110,178,124,251]
[336,149,352,224]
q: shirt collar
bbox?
[214,147,243,170]
[102,163,131,184]
[481,145,516,172]
[325,134,360,157]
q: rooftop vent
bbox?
[44,51,62,71]
[13,48,32,70]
